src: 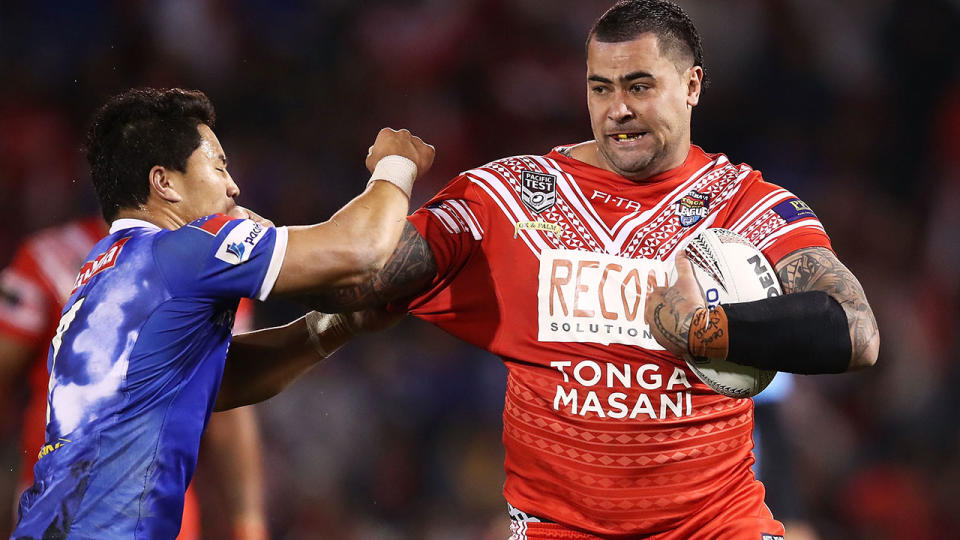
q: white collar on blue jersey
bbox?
[109,218,162,234]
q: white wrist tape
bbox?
[305,311,356,359]
[367,155,417,198]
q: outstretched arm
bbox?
[269,128,435,296]
[215,308,402,411]
[216,219,436,410]
[307,221,437,313]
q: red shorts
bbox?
[509,480,784,540]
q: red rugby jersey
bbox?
[0,217,254,539]
[398,144,830,536]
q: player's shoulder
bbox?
[462,147,559,177]
[160,213,253,254]
[159,213,272,269]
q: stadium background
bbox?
[1,1,958,538]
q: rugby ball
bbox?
[672,228,781,398]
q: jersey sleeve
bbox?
[154,214,288,301]
[389,174,489,321]
[726,173,833,264]
[0,245,58,343]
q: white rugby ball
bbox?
[672,228,781,398]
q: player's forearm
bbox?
[307,221,437,313]
[216,314,356,410]
[774,247,879,370]
[273,181,412,295]
[647,247,878,375]
[203,408,268,539]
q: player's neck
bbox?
[113,204,187,230]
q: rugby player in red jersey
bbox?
[0,218,268,540]
[220,1,879,538]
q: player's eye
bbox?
[591,86,609,95]
[630,84,649,93]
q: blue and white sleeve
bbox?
[154,214,288,301]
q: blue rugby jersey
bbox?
[12,215,287,540]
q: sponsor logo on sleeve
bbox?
[215,220,266,265]
[71,237,131,293]
[520,170,557,213]
[675,190,710,227]
[772,198,817,223]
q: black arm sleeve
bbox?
[723,291,851,374]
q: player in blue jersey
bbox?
[11,88,434,540]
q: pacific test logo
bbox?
[215,220,266,265]
[520,170,557,213]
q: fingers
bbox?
[366,127,435,176]
[228,206,275,227]
[673,249,705,303]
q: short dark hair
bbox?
[84,88,216,221]
[588,0,704,77]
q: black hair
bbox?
[588,0,705,77]
[84,88,216,221]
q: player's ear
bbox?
[686,66,703,108]
[149,166,182,203]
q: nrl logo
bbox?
[520,170,557,214]
[676,190,710,227]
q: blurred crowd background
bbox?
[1,0,959,538]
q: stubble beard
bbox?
[598,136,669,182]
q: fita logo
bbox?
[676,190,710,227]
[226,242,245,261]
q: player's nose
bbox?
[607,96,635,123]
[226,176,240,198]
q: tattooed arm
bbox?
[774,246,879,370]
[646,246,879,373]
[215,223,437,410]
[307,221,437,313]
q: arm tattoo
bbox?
[309,222,437,312]
[775,246,879,363]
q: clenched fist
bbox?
[366,128,435,179]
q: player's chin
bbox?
[610,154,656,178]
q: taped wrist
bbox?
[722,291,852,374]
[304,311,356,359]
[688,306,730,359]
[367,155,417,198]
